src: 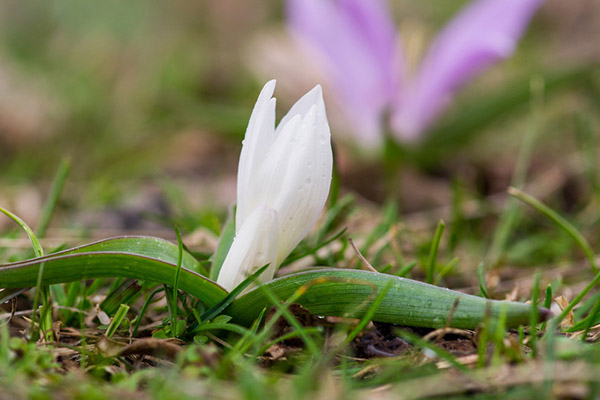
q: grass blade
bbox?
[0,207,49,340]
[487,77,543,267]
[508,187,599,273]
[36,157,71,238]
[211,214,235,281]
[199,265,270,323]
[105,304,130,338]
[426,220,445,284]
[340,281,392,347]
[171,227,184,337]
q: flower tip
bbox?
[260,79,277,98]
[306,84,326,110]
[310,84,324,100]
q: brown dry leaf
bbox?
[97,310,111,326]
[96,335,128,358]
[588,324,600,342]
[436,353,479,369]
[486,270,501,292]
[504,284,519,302]
[554,296,575,328]
[119,338,183,361]
[352,364,383,379]
[96,335,183,361]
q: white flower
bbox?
[215,206,279,292]
[217,80,333,291]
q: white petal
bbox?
[273,104,333,264]
[276,85,325,135]
[236,81,277,231]
[243,114,303,220]
[216,206,279,292]
[247,97,332,265]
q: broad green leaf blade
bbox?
[36,236,202,273]
[1,236,546,330]
[0,236,227,308]
[226,269,544,330]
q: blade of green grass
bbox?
[0,207,44,257]
[340,281,393,348]
[255,327,323,357]
[199,264,270,323]
[529,271,541,356]
[508,187,599,273]
[132,287,165,337]
[253,282,320,356]
[100,279,142,315]
[477,262,491,299]
[0,207,49,341]
[171,227,184,337]
[552,269,600,330]
[211,214,235,281]
[396,329,468,372]
[487,77,543,268]
[581,298,600,342]
[35,157,71,239]
[426,220,445,284]
[541,284,553,331]
[105,304,130,338]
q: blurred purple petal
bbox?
[287,0,401,147]
[392,0,544,141]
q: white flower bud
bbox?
[216,80,333,291]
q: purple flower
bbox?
[287,0,544,146]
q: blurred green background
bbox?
[0,0,598,236]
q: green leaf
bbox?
[152,330,169,339]
[36,157,71,239]
[0,236,227,308]
[226,269,543,330]
[1,237,547,331]
[212,315,232,324]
